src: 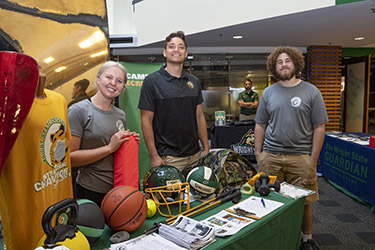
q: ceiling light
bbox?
[354,37,365,41]
[90,50,108,58]
[43,56,55,64]
[233,35,243,39]
[55,66,67,73]
[79,31,105,48]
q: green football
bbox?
[187,166,219,199]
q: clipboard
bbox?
[225,196,284,220]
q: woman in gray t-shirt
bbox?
[68,61,139,206]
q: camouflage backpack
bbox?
[195,149,257,194]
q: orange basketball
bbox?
[101,185,147,232]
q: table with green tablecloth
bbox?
[92,192,305,250]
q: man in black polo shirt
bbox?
[138,31,209,174]
[237,78,259,121]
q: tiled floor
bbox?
[312,177,375,250]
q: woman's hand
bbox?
[130,132,141,141]
[108,129,131,152]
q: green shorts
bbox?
[256,151,318,204]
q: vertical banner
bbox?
[119,62,163,188]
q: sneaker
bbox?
[299,239,320,250]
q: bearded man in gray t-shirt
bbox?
[254,46,328,250]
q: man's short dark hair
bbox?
[244,79,252,84]
[74,79,90,92]
[164,31,187,49]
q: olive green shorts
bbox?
[256,151,318,204]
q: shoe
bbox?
[299,239,320,250]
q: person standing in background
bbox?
[138,31,209,175]
[68,78,90,107]
[237,78,259,121]
[68,61,139,206]
[254,46,328,250]
[68,78,91,187]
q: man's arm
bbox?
[254,123,267,157]
[311,123,325,162]
[237,92,244,107]
[238,100,259,109]
[140,109,164,167]
[196,104,210,156]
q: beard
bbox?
[275,67,297,81]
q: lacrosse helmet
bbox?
[143,165,190,217]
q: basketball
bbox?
[101,185,147,232]
[75,199,105,244]
[187,166,219,199]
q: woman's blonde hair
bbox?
[97,61,128,82]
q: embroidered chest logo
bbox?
[187,81,194,89]
[35,117,70,191]
[291,96,302,107]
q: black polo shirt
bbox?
[138,66,203,157]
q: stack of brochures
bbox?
[109,215,215,250]
[159,216,216,250]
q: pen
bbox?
[261,198,266,208]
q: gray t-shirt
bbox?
[255,80,328,154]
[68,99,126,193]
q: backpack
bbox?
[195,149,257,194]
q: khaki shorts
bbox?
[161,151,201,177]
[256,151,318,204]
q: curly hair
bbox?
[164,31,187,49]
[267,46,305,79]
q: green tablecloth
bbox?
[92,193,305,250]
